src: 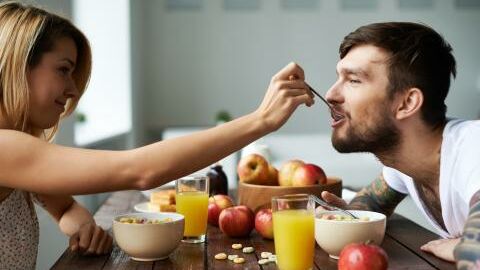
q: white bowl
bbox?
[113,212,184,261]
[315,210,386,259]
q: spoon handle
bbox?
[306,83,332,109]
[311,195,358,219]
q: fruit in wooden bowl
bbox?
[237,154,278,185]
[237,155,341,212]
[237,177,342,213]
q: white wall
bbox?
[139,0,480,134]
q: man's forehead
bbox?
[336,45,389,75]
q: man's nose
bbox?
[325,82,340,104]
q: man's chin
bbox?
[332,136,354,153]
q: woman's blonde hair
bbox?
[0,1,91,140]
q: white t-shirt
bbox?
[383,119,480,238]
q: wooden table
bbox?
[52,191,455,270]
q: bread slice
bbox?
[149,189,176,212]
[150,189,175,205]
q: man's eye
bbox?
[350,79,361,84]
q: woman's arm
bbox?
[36,194,112,254]
[0,62,313,195]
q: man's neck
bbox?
[376,122,445,189]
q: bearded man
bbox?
[320,22,480,269]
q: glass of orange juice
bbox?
[176,175,209,243]
[272,194,315,270]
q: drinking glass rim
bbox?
[176,175,208,182]
[271,193,312,202]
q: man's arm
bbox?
[348,174,407,217]
[454,190,480,269]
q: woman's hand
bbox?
[69,222,113,255]
[255,62,314,132]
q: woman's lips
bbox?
[55,100,66,112]
[55,100,66,106]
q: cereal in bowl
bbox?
[118,217,173,224]
[319,213,370,222]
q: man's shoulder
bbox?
[444,119,480,137]
[444,119,480,149]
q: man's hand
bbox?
[421,238,460,262]
[321,191,348,208]
[69,222,113,255]
[316,191,348,214]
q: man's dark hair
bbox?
[340,22,456,129]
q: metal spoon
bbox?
[306,83,343,121]
[311,194,358,219]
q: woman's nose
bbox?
[64,79,78,100]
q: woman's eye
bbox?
[350,79,361,84]
[58,67,70,74]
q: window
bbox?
[73,0,132,145]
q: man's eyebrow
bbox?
[342,68,369,79]
[335,66,370,79]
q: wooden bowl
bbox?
[237,177,342,212]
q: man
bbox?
[320,22,480,269]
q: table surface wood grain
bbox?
[51,190,456,270]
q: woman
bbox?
[0,2,314,269]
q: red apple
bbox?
[267,165,279,185]
[338,242,388,270]
[237,154,270,185]
[278,160,305,186]
[291,163,327,186]
[208,195,235,226]
[219,205,255,237]
[255,208,274,239]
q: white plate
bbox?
[134,202,160,213]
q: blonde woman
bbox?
[0,2,314,269]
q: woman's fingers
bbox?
[69,233,79,252]
[256,62,314,132]
[86,225,103,254]
[273,62,305,81]
[77,223,94,253]
[96,230,112,254]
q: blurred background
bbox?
[21,0,480,268]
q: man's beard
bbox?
[332,112,401,155]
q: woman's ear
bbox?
[395,88,423,120]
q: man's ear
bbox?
[395,88,423,120]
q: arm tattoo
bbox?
[454,190,480,270]
[348,174,406,217]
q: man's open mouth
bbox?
[330,107,345,122]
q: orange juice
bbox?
[176,191,209,236]
[273,209,315,270]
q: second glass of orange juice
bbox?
[176,175,209,243]
[272,194,315,270]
